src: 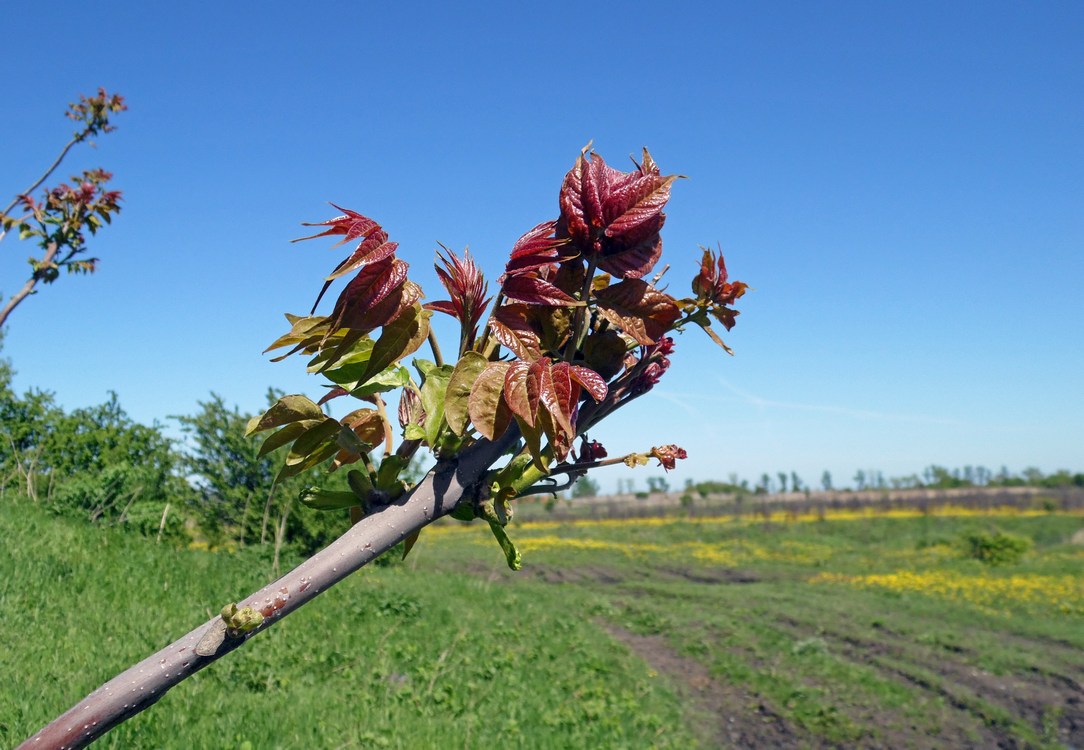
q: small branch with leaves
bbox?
[20,144,747,748]
[0,88,126,329]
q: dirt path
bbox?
[603,624,811,749]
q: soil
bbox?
[470,558,1083,748]
[603,624,810,749]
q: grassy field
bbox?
[3,499,1083,748]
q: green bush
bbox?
[959,530,1031,565]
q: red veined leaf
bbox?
[539,360,576,438]
[536,407,574,463]
[468,362,512,440]
[501,275,581,307]
[330,264,420,336]
[398,387,425,429]
[594,278,681,345]
[428,246,490,335]
[604,175,677,241]
[293,203,380,248]
[502,361,537,428]
[710,305,741,332]
[423,301,459,317]
[595,228,664,279]
[502,220,574,279]
[568,365,608,402]
[488,304,543,360]
[556,148,677,280]
[326,235,398,282]
[325,256,401,327]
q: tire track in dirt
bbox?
[771,614,1083,748]
[602,623,815,750]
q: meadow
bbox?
[3,498,1083,748]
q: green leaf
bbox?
[299,487,361,511]
[402,530,421,560]
[347,364,411,399]
[404,423,426,441]
[257,419,323,457]
[310,337,374,381]
[515,414,546,471]
[412,358,437,380]
[347,469,374,499]
[278,439,340,480]
[420,364,454,447]
[285,419,341,466]
[444,351,488,436]
[246,395,324,436]
[376,454,411,491]
[361,304,432,384]
[488,520,522,571]
[264,314,329,354]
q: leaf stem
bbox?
[565,258,597,362]
[427,329,444,367]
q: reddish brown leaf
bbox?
[468,362,512,440]
[398,387,425,429]
[326,235,398,282]
[502,220,574,280]
[340,408,388,449]
[428,246,491,340]
[501,275,580,307]
[318,387,349,406]
[502,361,537,428]
[557,148,677,280]
[594,278,681,345]
[293,203,380,248]
[488,304,543,360]
[540,360,576,438]
[568,365,608,402]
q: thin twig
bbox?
[427,329,444,367]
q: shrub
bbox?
[959,530,1031,565]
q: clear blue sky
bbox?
[3,1,1081,491]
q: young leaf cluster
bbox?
[252,145,747,567]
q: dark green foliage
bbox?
[173,391,349,554]
[959,530,1032,566]
[0,342,347,553]
[571,475,599,498]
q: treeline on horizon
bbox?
[676,464,1084,500]
[3,351,1081,549]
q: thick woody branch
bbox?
[18,430,518,750]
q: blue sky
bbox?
[2,1,1081,491]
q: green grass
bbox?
[3,500,1083,748]
[0,501,691,749]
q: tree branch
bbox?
[17,430,518,750]
[0,135,83,225]
[0,241,58,329]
